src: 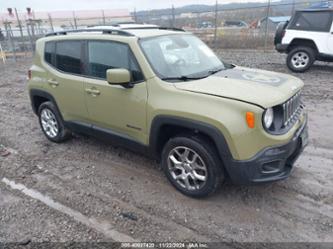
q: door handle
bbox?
[47,79,59,87]
[85,88,100,96]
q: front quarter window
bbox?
[140,34,224,80]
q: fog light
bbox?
[262,161,282,174]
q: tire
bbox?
[38,101,71,143]
[274,21,288,45]
[161,135,224,198]
[287,46,316,73]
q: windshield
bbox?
[140,34,224,80]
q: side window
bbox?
[44,42,55,66]
[290,11,333,32]
[87,41,144,82]
[55,41,82,74]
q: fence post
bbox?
[291,0,296,15]
[171,5,175,28]
[26,19,35,52]
[102,10,106,25]
[48,13,54,33]
[214,0,218,50]
[0,41,6,64]
[264,0,271,52]
[4,22,17,61]
[73,11,78,29]
[133,8,137,23]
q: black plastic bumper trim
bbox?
[227,119,308,184]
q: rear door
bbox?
[44,40,89,122]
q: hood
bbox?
[174,66,304,108]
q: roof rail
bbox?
[158,27,185,32]
[45,28,134,37]
[122,26,185,32]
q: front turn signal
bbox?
[246,112,255,129]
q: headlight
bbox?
[263,108,274,129]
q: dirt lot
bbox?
[0,50,332,244]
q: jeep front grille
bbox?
[282,92,304,128]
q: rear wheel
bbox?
[161,135,224,198]
[287,46,316,72]
[38,101,71,143]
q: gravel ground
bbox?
[0,50,332,243]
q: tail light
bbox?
[28,70,32,80]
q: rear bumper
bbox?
[275,44,289,53]
[226,119,308,185]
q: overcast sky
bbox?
[1,0,266,12]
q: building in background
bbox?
[258,16,291,31]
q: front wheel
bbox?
[161,135,224,198]
[287,46,316,73]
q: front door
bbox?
[84,40,148,144]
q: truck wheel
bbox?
[287,46,316,72]
[161,135,224,198]
[38,101,71,143]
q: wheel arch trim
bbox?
[149,115,234,163]
[29,89,62,120]
[288,38,319,52]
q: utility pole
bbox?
[14,8,26,55]
[214,0,218,50]
[14,8,24,41]
[264,0,271,52]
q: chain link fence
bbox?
[0,0,332,63]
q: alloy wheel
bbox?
[167,146,208,191]
[291,52,309,69]
[40,108,59,138]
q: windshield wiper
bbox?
[161,75,208,81]
[207,67,225,76]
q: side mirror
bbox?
[106,68,132,88]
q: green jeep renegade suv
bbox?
[28,25,308,197]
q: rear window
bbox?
[55,41,82,75]
[289,11,333,32]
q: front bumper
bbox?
[226,119,308,184]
